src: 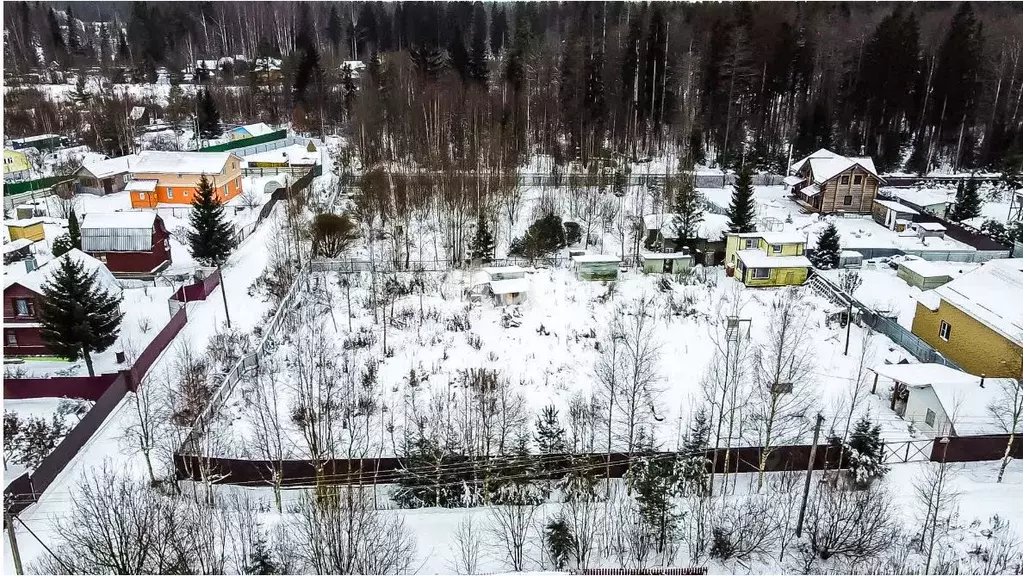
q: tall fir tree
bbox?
[38,253,124,377]
[489,6,507,57]
[468,213,496,263]
[187,175,236,266]
[67,209,81,249]
[534,405,566,455]
[197,88,222,139]
[544,516,574,570]
[326,6,344,54]
[468,2,489,85]
[65,5,79,54]
[810,222,842,269]
[627,451,681,554]
[243,534,281,575]
[671,172,704,252]
[48,8,68,66]
[447,26,471,83]
[726,165,756,233]
[949,177,982,221]
[98,23,111,68]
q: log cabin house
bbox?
[785,149,884,215]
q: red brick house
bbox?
[3,250,121,356]
[80,212,172,274]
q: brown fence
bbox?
[580,568,708,575]
[170,268,222,304]
[931,434,1023,463]
[3,373,117,401]
[174,444,845,488]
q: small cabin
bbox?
[2,238,33,264]
[872,199,920,231]
[911,222,947,239]
[481,266,528,306]
[896,259,953,290]
[572,254,621,281]
[640,252,693,274]
[7,219,45,242]
[839,250,863,269]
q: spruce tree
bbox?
[51,234,74,257]
[676,407,711,496]
[65,5,79,54]
[627,451,681,554]
[67,209,81,249]
[187,175,235,266]
[810,222,842,269]
[38,253,124,377]
[545,516,574,570]
[468,214,495,263]
[243,534,280,574]
[197,88,222,140]
[726,165,757,233]
[671,172,704,252]
[326,6,344,53]
[950,178,982,221]
[48,8,68,65]
[534,405,566,455]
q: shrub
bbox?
[310,212,359,258]
[564,221,582,245]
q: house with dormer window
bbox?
[724,231,811,287]
[784,148,884,214]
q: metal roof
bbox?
[80,212,156,252]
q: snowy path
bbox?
[3,204,281,573]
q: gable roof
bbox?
[81,212,158,252]
[873,199,920,215]
[643,213,731,242]
[131,151,237,175]
[925,258,1023,347]
[79,155,137,179]
[4,249,120,296]
[870,362,977,387]
[81,212,157,230]
[790,148,882,183]
[233,122,275,137]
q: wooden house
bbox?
[724,231,810,287]
[642,212,730,265]
[4,149,31,181]
[80,212,172,273]
[125,151,242,208]
[74,155,136,196]
[786,149,884,214]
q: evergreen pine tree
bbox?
[545,516,574,570]
[534,405,566,454]
[116,29,129,63]
[48,8,68,65]
[627,452,681,554]
[950,177,982,221]
[197,88,222,139]
[671,172,704,252]
[187,175,235,266]
[513,213,567,258]
[326,6,344,53]
[243,534,280,575]
[676,407,711,496]
[468,3,489,85]
[67,209,81,249]
[51,234,74,257]
[38,252,124,377]
[65,5,79,54]
[726,165,757,233]
[489,6,507,56]
[810,222,842,269]
[831,416,889,487]
[99,23,111,68]
[447,26,471,83]
[468,213,496,263]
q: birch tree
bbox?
[988,375,1023,484]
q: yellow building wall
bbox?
[911,300,1023,378]
[8,222,44,241]
[4,150,30,174]
[741,265,808,287]
[725,235,806,263]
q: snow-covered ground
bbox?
[3,398,93,486]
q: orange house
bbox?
[127,151,243,208]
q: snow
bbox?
[914,221,947,232]
[735,250,811,268]
[489,278,530,295]
[899,258,951,278]
[80,211,156,230]
[571,254,621,263]
[2,238,33,253]
[790,148,880,180]
[123,179,158,192]
[925,379,1013,436]
[233,122,275,137]
[4,249,119,296]
[643,212,730,241]
[81,154,136,178]
[802,183,821,197]
[873,199,920,215]
[871,362,980,387]
[132,150,235,174]
[928,258,1023,347]
[242,143,320,166]
[886,187,949,208]
[782,175,804,186]
[641,252,689,259]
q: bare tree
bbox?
[122,371,168,486]
[914,459,961,574]
[615,295,663,458]
[46,192,80,220]
[489,498,540,571]
[681,494,714,565]
[250,357,291,512]
[239,184,264,209]
[748,291,817,490]
[449,516,484,575]
[798,484,901,574]
[988,376,1023,484]
[709,494,780,564]
[594,308,626,482]
[564,492,603,569]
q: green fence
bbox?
[198,130,287,153]
[3,175,71,197]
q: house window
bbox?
[939,320,951,341]
[744,238,757,249]
[6,333,17,346]
[771,244,782,254]
[751,268,770,280]
[925,408,936,427]
[843,195,853,206]
[854,175,863,185]
[138,192,146,200]
[13,298,34,317]
[167,189,173,200]
[841,175,850,185]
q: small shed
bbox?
[7,218,45,242]
[897,259,953,290]
[911,221,947,239]
[572,254,621,281]
[80,212,172,273]
[872,199,920,230]
[838,250,863,268]
[479,266,528,306]
[640,252,693,274]
[3,238,34,264]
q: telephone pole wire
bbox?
[796,412,826,538]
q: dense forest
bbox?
[5,1,1023,176]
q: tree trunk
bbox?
[83,347,95,377]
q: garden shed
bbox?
[572,254,621,281]
[481,266,529,306]
[897,259,952,290]
[838,250,863,268]
[640,252,693,274]
[6,218,45,242]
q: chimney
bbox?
[24,256,37,273]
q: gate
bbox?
[881,439,934,464]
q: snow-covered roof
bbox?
[7,218,45,227]
[80,155,136,179]
[736,250,811,269]
[917,291,941,311]
[572,254,621,264]
[81,212,156,230]
[791,148,882,183]
[898,259,951,279]
[643,213,730,241]
[928,378,1016,436]
[783,175,805,186]
[841,250,863,257]
[730,231,807,245]
[802,184,821,197]
[234,122,275,137]
[927,259,1023,347]
[341,60,366,71]
[914,222,947,232]
[243,144,319,166]
[869,362,976,387]
[11,134,60,145]
[2,239,33,254]
[641,252,691,260]
[887,188,949,208]
[5,249,120,296]
[489,278,529,295]
[132,151,236,175]
[482,266,526,277]
[123,179,158,192]
[873,199,920,215]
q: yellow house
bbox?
[7,218,45,242]
[911,258,1023,378]
[725,231,811,287]
[4,149,31,181]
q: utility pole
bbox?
[6,512,24,575]
[796,413,826,538]
[843,301,853,356]
[218,266,232,328]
